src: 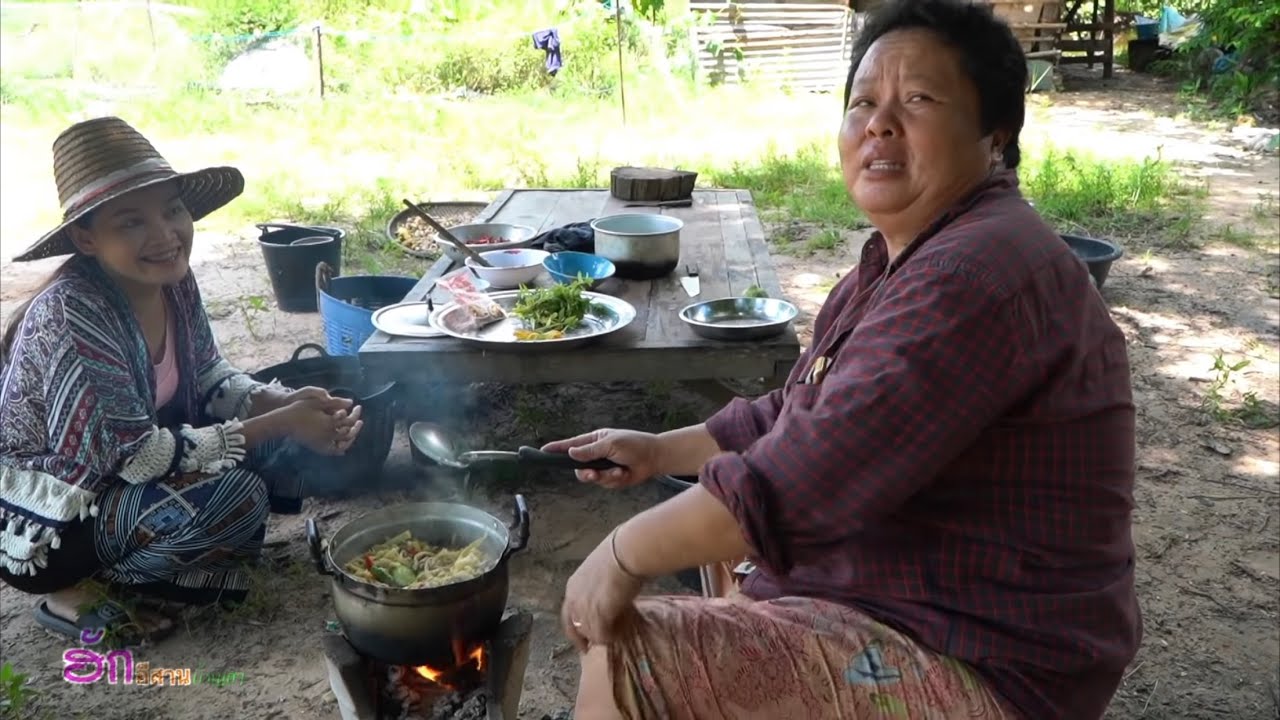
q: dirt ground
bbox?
[2,70,1278,720]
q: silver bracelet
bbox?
[610,528,645,581]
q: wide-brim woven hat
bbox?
[14,116,245,263]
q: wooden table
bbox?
[359,189,801,389]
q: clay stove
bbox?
[323,609,534,720]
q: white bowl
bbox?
[464,248,550,289]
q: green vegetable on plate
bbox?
[512,277,597,334]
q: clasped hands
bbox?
[260,386,364,455]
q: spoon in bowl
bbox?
[402,199,493,267]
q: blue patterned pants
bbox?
[92,463,271,605]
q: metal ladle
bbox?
[409,422,621,471]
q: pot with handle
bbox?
[250,343,398,498]
[307,495,530,666]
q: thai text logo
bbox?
[61,628,244,687]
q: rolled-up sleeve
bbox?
[700,259,1033,576]
[704,388,786,453]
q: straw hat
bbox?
[14,116,245,263]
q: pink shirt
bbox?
[153,308,178,409]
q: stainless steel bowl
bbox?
[440,223,537,263]
[679,297,798,341]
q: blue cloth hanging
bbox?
[532,28,562,76]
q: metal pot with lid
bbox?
[307,495,529,666]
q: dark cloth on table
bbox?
[531,28,563,76]
[529,221,595,253]
[700,170,1141,720]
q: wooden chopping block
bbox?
[610,166,698,202]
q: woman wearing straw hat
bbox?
[0,116,364,643]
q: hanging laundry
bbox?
[532,28,563,76]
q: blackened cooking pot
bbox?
[306,495,530,666]
[250,343,397,494]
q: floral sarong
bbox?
[608,593,1016,720]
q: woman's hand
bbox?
[542,429,664,489]
[251,385,332,417]
[561,530,645,653]
[283,395,364,455]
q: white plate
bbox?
[371,301,445,338]
[428,291,637,352]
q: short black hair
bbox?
[843,0,1029,169]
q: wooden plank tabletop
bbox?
[358,189,802,385]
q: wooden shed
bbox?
[688,0,855,93]
[978,0,1117,77]
[686,0,1116,93]
[982,1,1067,63]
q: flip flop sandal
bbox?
[33,599,174,646]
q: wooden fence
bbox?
[688,1,854,93]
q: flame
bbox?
[407,645,484,685]
[412,665,444,682]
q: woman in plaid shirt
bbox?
[543,1,1142,718]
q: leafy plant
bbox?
[1,663,37,719]
[631,0,667,23]
[1165,0,1280,120]
[193,0,303,68]
[428,39,550,95]
[1200,351,1277,427]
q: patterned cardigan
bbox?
[0,255,273,576]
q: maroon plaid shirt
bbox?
[702,171,1141,720]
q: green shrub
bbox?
[192,0,303,68]
[1150,0,1280,120]
[430,39,551,95]
[553,15,649,97]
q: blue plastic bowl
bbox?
[1062,234,1123,289]
[543,251,616,288]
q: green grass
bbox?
[1022,146,1196,241]
[1,662,38,720]
[0,4,1214,271]
[0,75,1205,268]
[708,145,866,229]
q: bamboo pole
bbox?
[615,0,627,126]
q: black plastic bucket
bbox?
[1061,233,1123,290]
[257,223,345,313]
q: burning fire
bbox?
[409,645,484,685]
[411,665,444,683]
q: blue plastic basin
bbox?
[543,251,616,288]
